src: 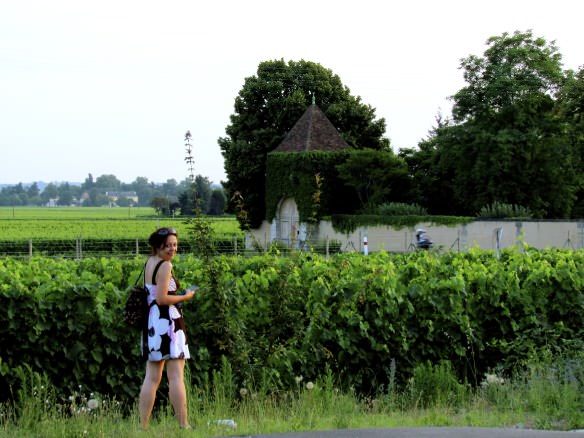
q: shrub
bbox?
[375,202,428,216]
[476,201,533,219]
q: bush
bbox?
[375,202,428,216]
[476,201,533,219]
[1,248,583,405]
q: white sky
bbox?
[1,0,582,186]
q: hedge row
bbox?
[1,248,583,406]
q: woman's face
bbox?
[157,235,178,261]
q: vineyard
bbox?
[0,207,243,257]
[1,247,583,407]
[0,206,157,219]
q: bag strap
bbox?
[151,260,166,285]
[134,262,147,286]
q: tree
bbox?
[399,114,458,215]
[177,175,212,215]
[57,182,74,206]
[81,173,94,191]
[27,183,40,198]
[219,59,390,228]
[556,66,584,217]
[150,197,169,215]
[128,177,155,207]
[41,183,58,205]
[208,187,227,215]
[336,150,410,210]
[94,175,121,192]
[419,30,575,217]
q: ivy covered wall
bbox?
[265,151,360,222]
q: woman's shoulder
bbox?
[147,256,171,267]
[145,257,171,276]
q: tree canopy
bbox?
[405,30,580,218]
[219,59,390,228]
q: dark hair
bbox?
[148,227,178,253]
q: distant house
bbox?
[105,191,139,206]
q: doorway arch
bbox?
[277,197,299,246]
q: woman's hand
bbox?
[183,286,198,301]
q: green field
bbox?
[0,207,241,240]
[1,206,163,219]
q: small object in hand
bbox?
[176,286,197,308]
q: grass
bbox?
[2,354,583,437]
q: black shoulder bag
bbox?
[123,263,149,329]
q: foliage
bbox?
[219,59,389,229]
[329,214,472,234]
[556,66,584,217]
[374,202,428,216]
[4,350,584,435]
[0,216,241,240]
[476,201,533,219]
[178,175,226,216]
[451,30,576,218]
[0,173,217,209]
[265,151,360,222]
[407,361,467,408]
[402,30,579,219]
[1,248,583,409]
[335,149,410,210]
[0,206,156,219]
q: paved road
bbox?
[239,427,584,438]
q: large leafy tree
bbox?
[219,59,389,228]
[414,30,575,217]
[556,66,584,216]
[399,114,459,215]
[336,150,409,210]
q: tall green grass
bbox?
[2,352,582,437]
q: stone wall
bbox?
[250,219,584,253]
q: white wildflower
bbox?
[305,382,314,390]
[239,388,248,397]
[295,376,303,384]
[87,399,99,410]
[483,373,505,386]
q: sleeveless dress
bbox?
[142,264,190,361]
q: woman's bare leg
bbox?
[139,360,164,430]
[166,359,189,428]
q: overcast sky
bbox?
[1,0,582,186]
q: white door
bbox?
[278,198,299,246]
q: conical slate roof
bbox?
[271,104,350,153]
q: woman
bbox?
[139,227,197,430]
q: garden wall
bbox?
[251,219,584,252]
